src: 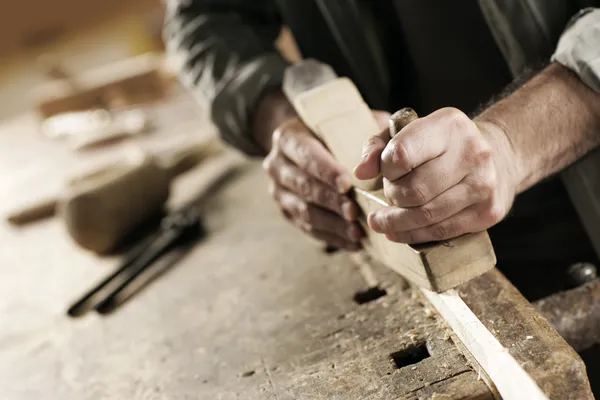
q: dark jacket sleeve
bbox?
[163,0,289,155]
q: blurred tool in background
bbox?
[65,151,242,316]
[6,137,223,253]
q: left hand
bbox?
[354,107,520,244]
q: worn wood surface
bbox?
[282,60,595,399]
[0,91,592,400]
[0,93,494,399]
[283,62,495,292]
[458,270,594,400]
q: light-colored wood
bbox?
[422,288,549,400]
[284,61,495,292]
[41,108,153,150]
[290,77,381,191]
[1,94,592,400]
[33,52,172,117]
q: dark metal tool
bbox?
[67,206,204,317]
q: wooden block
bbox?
[284,61,496,291]
[33,52,171,117]
[355,188,495,291]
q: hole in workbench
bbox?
[390,344,430,369]
[353,286,387,304]
[323,245,339,254]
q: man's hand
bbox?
[263,116,363,250]
[354,107,520,244]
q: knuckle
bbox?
[462,138,489,166]
[387,142,413,172]
[262,154,275,174]
[418,204,436,225]
[484,200,505,224]
[431,223,450,241]
[464,142,492,167]
[296,144,311,167]
[302,222,314,234]
[403,183,428,205]
[446,107,469,126]
[295,175,312,199]
[363,136,381,153]
[271,126,286,147]
[297,201,311,222]
[385,181,428,206]
[469,177,494,198]
[314,187,336,209]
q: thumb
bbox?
[353,127,390,180]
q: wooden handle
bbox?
[389,108,418,137]
[6,198,57,225]
[61,139,222,254]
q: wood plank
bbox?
[283,60,495,292]
[456,269,595,400]
[422,287,549,400]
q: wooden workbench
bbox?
[0,93,591,399]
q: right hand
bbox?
[262,116,363,251]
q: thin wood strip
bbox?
[422,288,549,400]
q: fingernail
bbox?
[342,201,356,221]
[336,174,352,193]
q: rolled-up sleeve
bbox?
[163,0,289,155]
[552,8,600,93]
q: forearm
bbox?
[477,63,600,193]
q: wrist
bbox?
[251,89,297,154]
[476,119,524,197]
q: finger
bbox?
[272,186,363,243]
[385,205,486,244]
[383,148,473,207]
[306,205,363,243]
[275,124,352,193]
[368,179,484,233]
[381,110,455,181]
[354,126,390,181]
[278,207,358,251]
[264,155,359,220]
